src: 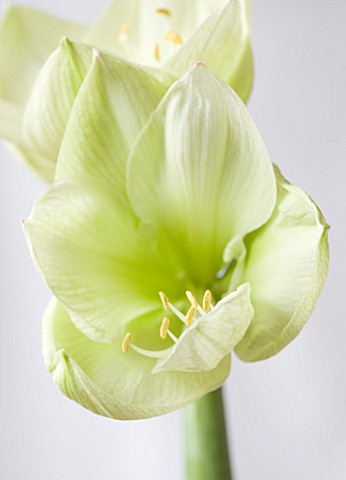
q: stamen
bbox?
[159,292,186,322]
[130,343,172,358]
[159,291,169,310]
[122,332,131,353]
[203,290,212,312]
[185,305,197,326]
[155,8,172,17]
[165,30,183,45]
[154,44,160,62]
[160,317,170,339]
[167,330,179,343]
[169,302,187,322]
[186,291,198,308]
[118,23,130,43]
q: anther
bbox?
[203,290,212,312]
[122,332,131,353]
[118,23,130,43]
[165,30,183,45]
[155,8,171,17]
[186,291,198,308]
[160,317,170,339]
[185,305,196,327]
[154,44,160,61]
[159,291,169,310]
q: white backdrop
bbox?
[1,1,345,479]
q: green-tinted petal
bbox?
[22,36,164,185]
[19,39,92,182]
[24,177,180,343]
[43,298,231,420]
[153,283,253,373]
[56,45,165,195]
[163,0,253,102]
[22,39,92,182]
[127,65,276,284]
[0,5,86,105]
[236,167,330,361]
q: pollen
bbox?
[154,44,160,61]
[203,290,212,312]
[159,291,169,310]
[160,317,170,339]
[164,30,183,45]
[186,291,198,308]
[155,8,172,17]
[122,332,131,353]
[185,305,197,326]
[118,23,130,43]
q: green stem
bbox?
[185,387,232,480]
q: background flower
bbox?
[0,0,252,181]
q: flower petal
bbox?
[22,39,92,182]
[162,0,253,102]
[0,5,86,106]
[43,298,231,420]
[22,38,164,185]
[236,167,330,361]
[153,283,253,373]
[55,45,165,195]
[127,64,276,283]
[24,177,180,343]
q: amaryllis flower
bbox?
[0,0,252,181]
[23,64,329,419]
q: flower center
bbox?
[121,289,214,358]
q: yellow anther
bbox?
[185,305,196,327]
[159,291,169,310]
[160,317,170,339]
[155,8,172,17]
[118,23,130,43]
[164,30,183,45]
[154,44,160,62]
[122,332,131,353]
[203,290,212,312]
[186,291,198,308]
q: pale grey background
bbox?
[0,1,345,479]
